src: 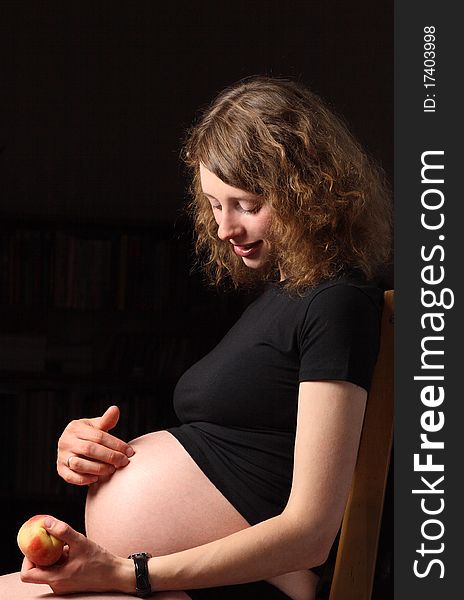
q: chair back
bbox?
[328,290,394,600]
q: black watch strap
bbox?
[128,552,152,598]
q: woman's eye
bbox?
[209,201,261,214]
[239,205,261,215]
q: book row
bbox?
[0,229,191,310]
[0,387,178,499]
[0,331,210,379]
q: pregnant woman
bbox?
[2,76,391,599]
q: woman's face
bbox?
[199,163,274,271]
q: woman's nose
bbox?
[217,211,244,241]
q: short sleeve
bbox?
[298,284,382,392]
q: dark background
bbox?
[0,1,393,596]
[1,1,393,223]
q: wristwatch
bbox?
[127,552,153,597]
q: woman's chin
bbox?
[241,257,264,269]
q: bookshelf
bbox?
[0,215,251,574]
[0,217,191,310]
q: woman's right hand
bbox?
[57,405,135,486]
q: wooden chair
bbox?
[328,290,394,600]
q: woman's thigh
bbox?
[0,572,191,600]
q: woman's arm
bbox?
[21,380,367,594]
[132,380,367,592]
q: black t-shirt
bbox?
[168,274,383,528]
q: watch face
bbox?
[128,552,152,559]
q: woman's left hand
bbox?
[20,517,131,595]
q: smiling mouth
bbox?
[232,241,263,257]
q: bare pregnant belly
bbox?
[85,430,250,557]
[85,430,318,600]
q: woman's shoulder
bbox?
[248,273,385,335]
[269,271,385,315]
[307,273,385,312]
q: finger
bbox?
[22,556,36,571]
[59,466,99,486]
[73,436,131,467]
[20,557,45,584]
[75,426,134,459]
[67,455,118,477]
[43,516,83,547]
[94,405,120,432]
[58,429,134,470]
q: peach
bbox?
[17,514,64,566]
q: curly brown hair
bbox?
[182,75,392,293]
